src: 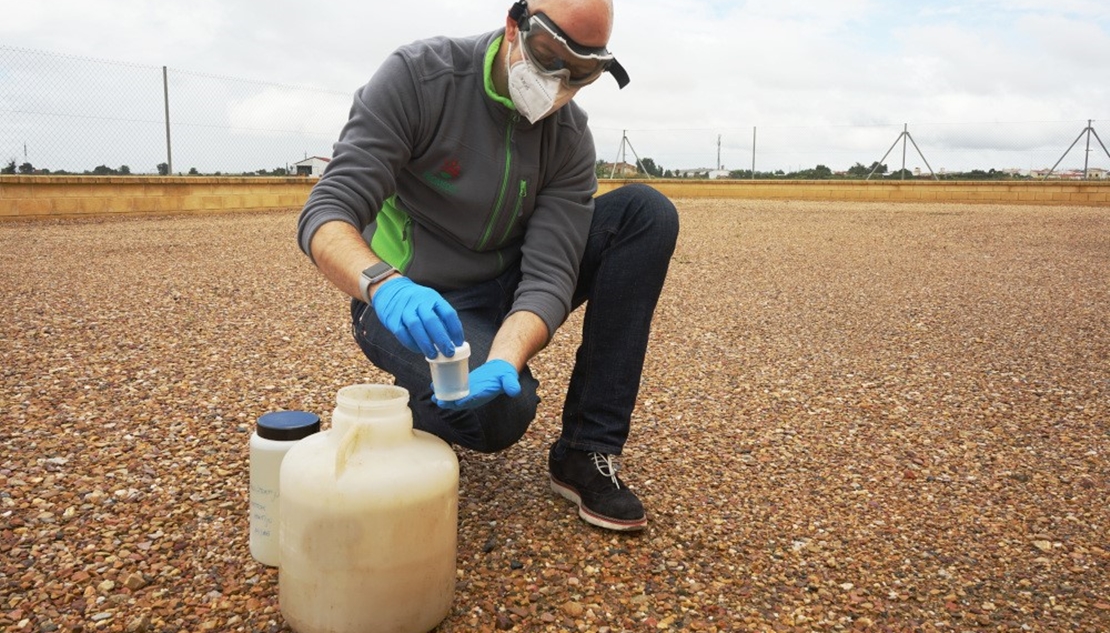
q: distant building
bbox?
[293,156,330,177]
[600,161,639,178]
[1030,167,1107,180]
[676,168,712,178]
[675,168,733,178]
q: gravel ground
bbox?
[2,198,1108,632]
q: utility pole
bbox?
[1044,120,1109,180]
[867,123,938,180]
[608,130,651,179]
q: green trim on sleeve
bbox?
[485,35,515,110]
[370,195,414,271]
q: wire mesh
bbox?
[2,45,1108,178]
[1,46,351,175]
[590,121,1110,178]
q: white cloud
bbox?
[2,0,1108,171]
[226,88,350,138]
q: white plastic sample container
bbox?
[249,410,320,567]
[427,340,471,401]
[279,384,459,633]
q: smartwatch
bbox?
[359,262,398,304]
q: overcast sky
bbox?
[3,0,1109,173]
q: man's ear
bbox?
[506,0,528,43]
[504,16,520,43]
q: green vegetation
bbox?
[593,157,1039,181]
[4,161,292,177]
[1,159,1053,181]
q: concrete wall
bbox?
[2,175,1108,221]
[596,178,1110,205]
[0,176,315,220]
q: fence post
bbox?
[900,123,908,179]
[1084,119,1092,179]
[163,66,173,175]
[751,126,757,180]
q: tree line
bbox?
[6,158,1036,181]
[596,159,1038,181]
[2,160,291,177]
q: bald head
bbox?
[526,0,613,48]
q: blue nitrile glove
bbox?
[434,359,521,410]
[371,277,465,359]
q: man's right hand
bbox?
[433,359,521,410]
[371,277,465,359]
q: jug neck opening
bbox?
[334,384,413,440]
[336,384,410,410]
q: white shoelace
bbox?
[590,452,622,489]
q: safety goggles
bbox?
[509,1,630,88]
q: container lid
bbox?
[256,411,321,441]
[426,340,471,363]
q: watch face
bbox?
[363,262,395,282]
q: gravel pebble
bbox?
[2,199,1108,631]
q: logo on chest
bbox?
[423,158,462,193]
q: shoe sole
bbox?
[549,476,647,532]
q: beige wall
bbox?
[596,178,1110,205]
[2,175,1108,221]
[0,176,315,220]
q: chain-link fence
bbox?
[1,46,351,176]
[3,45,1109,179]
[590,121,1110,180]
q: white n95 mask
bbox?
[506,40,577,124]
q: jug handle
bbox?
[335,423,365,477]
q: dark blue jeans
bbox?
[351,183,679,455]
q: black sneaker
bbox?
[548,443,647,531]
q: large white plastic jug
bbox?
[278,384,459,633]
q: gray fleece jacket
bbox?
[296,29,598,337]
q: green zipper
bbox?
[496,179,527,246]
[478,116,517,249]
